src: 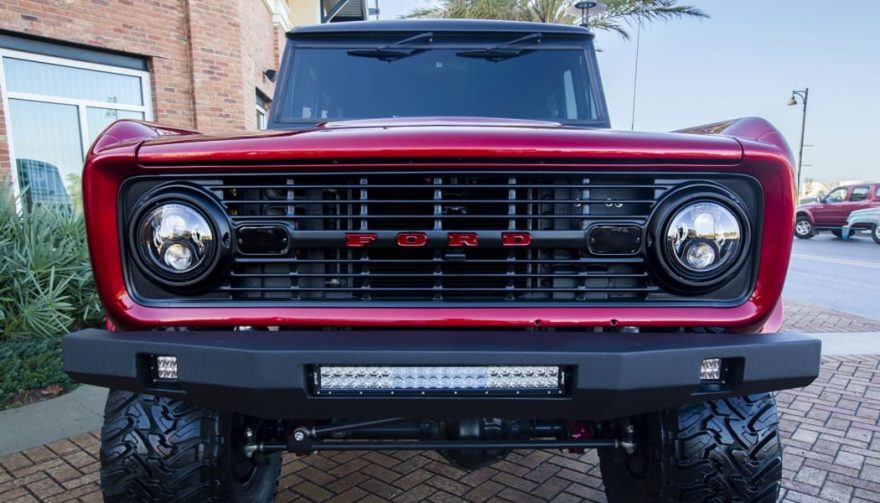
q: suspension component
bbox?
[243,418,636,456]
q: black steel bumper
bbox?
[63,329,820,420]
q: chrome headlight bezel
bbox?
[128,185,232,290]
[647,184,751,295]
[664,200,743,275]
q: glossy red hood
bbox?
[136,117,743,166]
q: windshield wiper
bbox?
[348,32,434,61]
[456,32,542,61]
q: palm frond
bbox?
[0,183,102,340]
[406,0,709,38]
[588,18,631,39]
[599,0,707,33]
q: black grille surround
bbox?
[122,171,761,306]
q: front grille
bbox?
[202,171,671,303]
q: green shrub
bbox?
[0,337,73,409]
[0,184,103,340]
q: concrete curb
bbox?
[0,332,877,456]
[807,331,880,355]
[0,384,107,456]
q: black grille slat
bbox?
[219,287,659,293]
[229,214,652,220]
[233,257,644,265]
[224,199,657,205]
[215,171,670,303]
[229,272,649,278]
[209,184,672,190]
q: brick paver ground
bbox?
[1,355,877,502]
[783,300,880,333]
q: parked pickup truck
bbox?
[796,182,880,239]
[63,20,820,502]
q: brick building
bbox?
[0,0,366,206]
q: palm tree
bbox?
[408,0,708,39]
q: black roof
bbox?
[289,19,593,38]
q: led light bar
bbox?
[316,366,562,392]
[700,358,722,381]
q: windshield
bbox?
[274,46,602,125]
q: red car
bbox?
[795,182,880,238]
[63,20,820,502]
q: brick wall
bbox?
[239,0,283,131]
[186,0,247,132]
[0,0,287,183]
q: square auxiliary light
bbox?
[700,358,722,381]
[156,355,179,380]
[315,366,562,394]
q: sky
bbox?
[376,0,880,182]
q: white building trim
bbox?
[262,0,293,31]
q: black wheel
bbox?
[830,228,851,239]
[100,390,282,502]
[794,216,814,239]
[598,393,782,502]
[873,225,880,245]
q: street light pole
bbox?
[573,1,606,29]
[788,88,809,198]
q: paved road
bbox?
[785,232,880,321]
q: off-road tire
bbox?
[873,225,880,245]
[794,216,814,239]
[100,390,282,502]
[598,393,782,502]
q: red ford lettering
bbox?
[448,232,480,247]
[345,233,377,247]
[502,232,532,247]
[397,232,428,247]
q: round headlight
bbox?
[129,186,231,290]
[645,184,752,295]
[137,203,214,274]
[665,201,742,274]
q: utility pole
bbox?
[630,19,641,130]
[787,88,809,197]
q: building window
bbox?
[0,49,152,208]
[256,91,270,130]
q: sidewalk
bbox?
[784,300,880,334]
[0,387,105,457]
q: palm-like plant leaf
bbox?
[408,0,708,38]
[0,181,102,340]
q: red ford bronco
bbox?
[64,20,820,502]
